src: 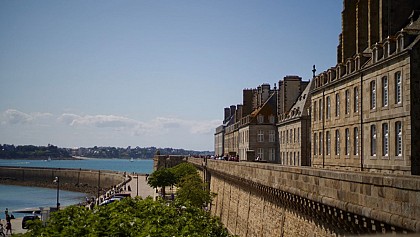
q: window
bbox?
[269,148,275,161]
[286,130,289,143]
[371,125,377,156]
[314,134,318,156]
[335,93,340,117]
[345,90,350,114]
[382,76,388,107]
[258,130,264,142]
[354,87,359,113]
[395,72,402,104]
[290,129,292,143]
[294,128,296,143]
[269,130,275,142]
[326,96,331,119]
[345,128,350,155]
[335,130,340,155]
[314,101,317,121]
[297,152,300,166]
[319,132,323,155]
[319,99,322,121]
[269,115,275,124]
[371,81,376,109]
[395,121,402,156]
[257,148,264,160]
[382,123,389,156]
[354,127,359,156]
[297,128,300,143]
[257,115,264,124]
[326,131,331,155]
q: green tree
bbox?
[147,168,176,198]
[23,197,232,237]
[170,163,198,184]
[176,173,213,208]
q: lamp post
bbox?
[136,173,139,197]
[53,176,60,210]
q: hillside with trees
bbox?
[0,144,213,159]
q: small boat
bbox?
[130,158,134,162]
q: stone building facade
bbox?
[215,77,312,164]
[278,79,313,166]
[217,84,278,161]
[312,1,420,175]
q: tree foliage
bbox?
[175,174,213,208]
[147,168,176,197]
[22,197,232,237]
[170,163,198,184]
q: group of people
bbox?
[211,154,240,162]
[1,208,12,235]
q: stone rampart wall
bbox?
[189,158,420,235]
[0,166,127,195]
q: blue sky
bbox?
[0,1,341,151]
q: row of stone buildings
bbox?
[214,0,420,175]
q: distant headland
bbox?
[0,144,213,160]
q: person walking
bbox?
[5,221,11,235]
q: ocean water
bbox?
[0,158,154,219]
[0,158,154,174]
[0,184,86,219]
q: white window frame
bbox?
[345,128,350,156]
[326,96,331,119]
[326,131,331,155]
[395,72,402,104]
[371,125,377,156]
[354,87,359,113]
[335,93,340,117]
[345,90,350,115]
[371,81,376,109]
[354,127,359,156]
[395,121,402,156]
[335,129,340,155]
[382,76,388,107]
[382,123,389,156]
[258,130,264,142]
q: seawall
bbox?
[0,166,128,197]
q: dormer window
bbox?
[257,115,264,124]
[383,41,389,58]
[269,115,275,124]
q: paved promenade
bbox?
[125,174,155,199]
[5,174,154,235]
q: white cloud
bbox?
[57,112,221,136]
[1,109,221,150]
[1,109,33,124]
[0,109,52,125]
[59,114,139,128]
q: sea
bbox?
[0,158,154,219]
